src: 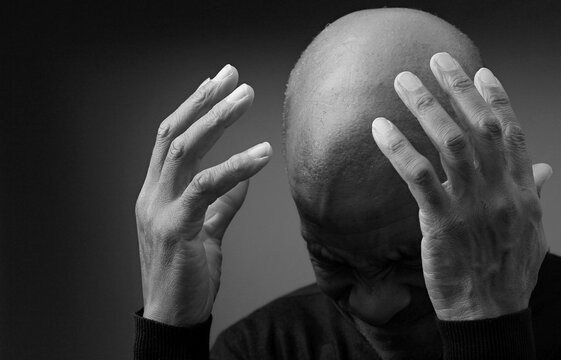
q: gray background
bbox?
[5,1,561,358]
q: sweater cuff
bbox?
[134,308,212,360]
[437,308,535,360]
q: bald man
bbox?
[133,8,561,360]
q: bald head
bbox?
[284,8,482,232]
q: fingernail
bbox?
[434,52,458,71]
[226,84,249,103]
[247,142,271,159]
[397,72,422,92]
[197,77,210,90]
[213,64,233,82]
[478,68,498,85]
[372,117,393,136]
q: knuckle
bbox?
[168,138,183,159]
[527,197,543,220]
[190,87,211,108]
[506,124,526,148]
[388,137,408,154]
[487,92,510,108]
[157,120,171,139]
[164,111,182,132]
[413,94,436,113]
[478,117,503,140]
[493,198,518,226]
[191,171,213,195]
[225,155,246,177]
[449,75,473,94]
[442,130,467,154]
[408,161,434,187]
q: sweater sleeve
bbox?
[437,308,535,360]
[133,309,212,360]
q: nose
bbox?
[347,278,411,326]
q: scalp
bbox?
[283,8,482,228]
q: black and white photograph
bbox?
[6,1,561,359]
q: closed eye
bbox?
[355,264,393,282]
[311,256,346,272]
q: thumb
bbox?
[532,163,553,198]
[204,180,250,241]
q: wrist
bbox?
[143,304,210,327]
[435,300,527,321]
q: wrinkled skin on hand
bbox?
[372,52,552,321]
[135,65,271,326]
[419,174,546,320]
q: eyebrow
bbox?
[308,240,393,269]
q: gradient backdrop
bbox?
[6,1,561,359]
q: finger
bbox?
[430,52,506,183]
[372,117,448,213]
[394,71,474,187]
[145,64,239,187]
[474,68,516,128]
[532,163,553,198]
[181,142,272,222]
[159,84,255,198]
[204,180,250,241]
[474,68,534,187]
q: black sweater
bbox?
[134,253,561,359]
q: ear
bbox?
[532,163,553,198]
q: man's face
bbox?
[300,189,442,360]
[284,24,451,357]
[284,9,484,359]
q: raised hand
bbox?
[371,52,552,321]
[135,65,272,326]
